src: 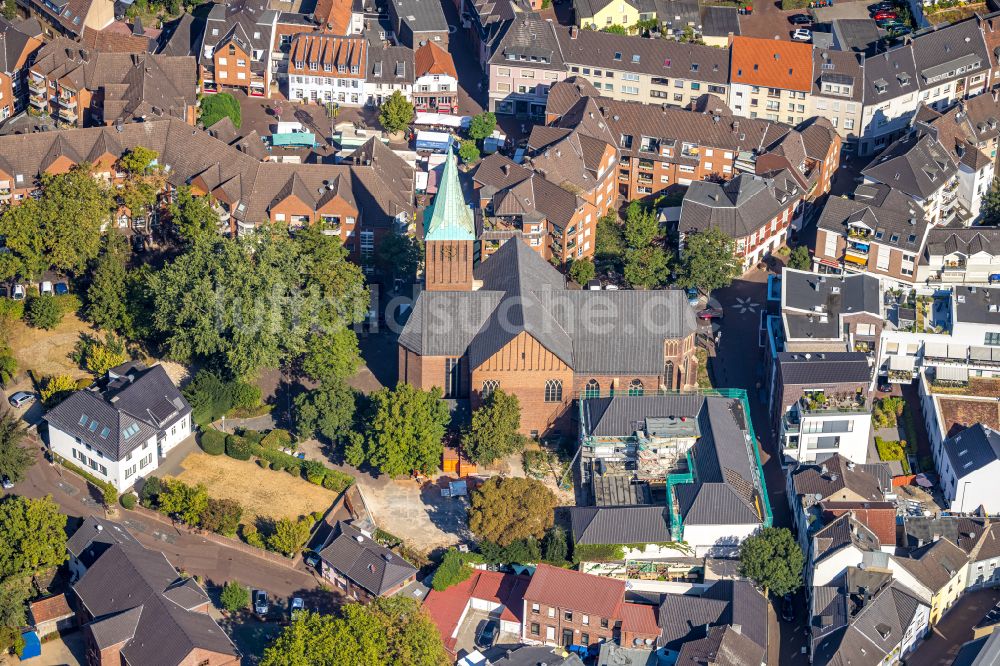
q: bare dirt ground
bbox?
[167,452,338,525]
[5,314,94,389]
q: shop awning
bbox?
[924,341,947,358]
[936,366,969,382]
[888,355,916,372]
[844,254,868,266]
[818,258,840,268]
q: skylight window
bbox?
[632,54,640,63]
[88,420,99,432]
[122,423,141,439]
[79,414,88,426]
[614,52,622,61]
[99,427,110,439]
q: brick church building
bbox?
[398,148,700,437]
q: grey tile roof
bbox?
[862,45,917,104]
[390,0,448,33]
[831,19,882,55]
[74,541,236,665]
[658,580,768,653]
[489,11,564,68]
[66,516,140,569]
[892,537,969,592]
[675,624,764,666]
[200,1,275,73]
[781,268,881,341]
[790,454,891,504]
[45,365,189,462]
[367,43,414,84]
[943,423,1000,481]
[817,184,928,253]
[699,6,739,38]
[924,226,1000,258]
[812,512,881,563]
[679,172,801,239]
[569,505,671,545]
[777,351,873,386]
[812,570,924,666]
[911,20,990,89]
[399,239,698,374]
[582,393,706,437]
[493,646,585,666]
[319,522,417,596]
[862,132,958,200]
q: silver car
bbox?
[253,590,269,616]
[8,391,34,408]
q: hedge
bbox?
[322,469,353,493]
[261,428,293,450]
[572,543,626,562]
[200,428,226,455]
[120,493,137,509]
[54,455,118,506]
[225,435,253,461]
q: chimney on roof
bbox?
[933,532,940,542]
[570,25,578,39]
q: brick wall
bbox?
[523,600,617,647]
[425,239,474,290]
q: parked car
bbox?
[686,288,700,306]
[54,281,69,295]
[11,284,24,301]
[253,590,269,616]
[7,391,34,408]
[888,25,911,35]
[788,13,812,23]
[873,10,897,19]
[303,551,320,569]
[781,594,795,623]
[586,279,601,291]
[869,1,896,10]
[791,28,812,41]
[476,620,499,649]
[1,476,12,490]
[604,284,619,291]
[290,597,304,616]
[40,281,53,295]
[876,18,901,27]
[697,308,724,320]
[878,382,893,393]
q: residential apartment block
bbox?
[28,38,197,127]
[917,226,1000,284]
[729,37,812,126]
[365,41,414,105]
[25,0,114,39]
[388,0,449,48]
[0,19,42,122]
[199,3,277,98]
[521,564,625,647]
[678,171,803,272]
[286,34,367,106]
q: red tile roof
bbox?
[620,602,659,636]
[821,503,898,547]
[523,564,625,619]
[30,594,73,624]
[314,0,353,35]
[415,41,457,79]
[730,37,813,92]
[423,570,530,655]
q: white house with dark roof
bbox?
[937,424,1000,515]
[917,226,1000,284]
[45,363,191,492]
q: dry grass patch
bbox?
[6,313,95,381]
[168,452,337,525]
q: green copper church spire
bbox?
[424,144,476,242]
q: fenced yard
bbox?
[167,452,338,524]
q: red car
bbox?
[697,308,724,320]
[873,10,897,19]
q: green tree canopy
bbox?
[458,139,480,164]
[85,232,131,333]
[157,479,209,526]
[595,213,624,262]
[542,525,568,563]
[431,549,476,591]
[25,295,62,330]
[0,413,33,485]
[787,245,811,270]
[0,165,113,279]
[220,580,250,612]
[378,91,414,134]
[624,201,658,249]
[462,389,526,464]
[118,146,159,174]
[261,599,448,666]
[199,93,242,129]
[169,185,221,244]
[981,178,1000,226]
[468,112,497,141]
[302,328,361,385]
[569,258,596,285]
[349,383,450,477]
[738,527,804,597]
[293,380,357,441]
[375,231,422,286]
[624,245,671,289]
[676,227,742,293]
[602,24,628,34]
[268,517,312,557]
[148,228,368,378]
[0,495,67,580]
[468,477,557,546]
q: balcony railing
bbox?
[28,79,45,94]
[57,108,77,122]
[798,393,868,415]
[56,96,76,109]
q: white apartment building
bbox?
[45,364,192,492]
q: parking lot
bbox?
[453,609,521,661]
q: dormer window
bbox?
[295,60,304,69]
[310,61,318,70]
[690,63,698,72]
[351,65,359,74]
[338,64,347,73]
[614,52,622,61]
[324,63,333,72]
